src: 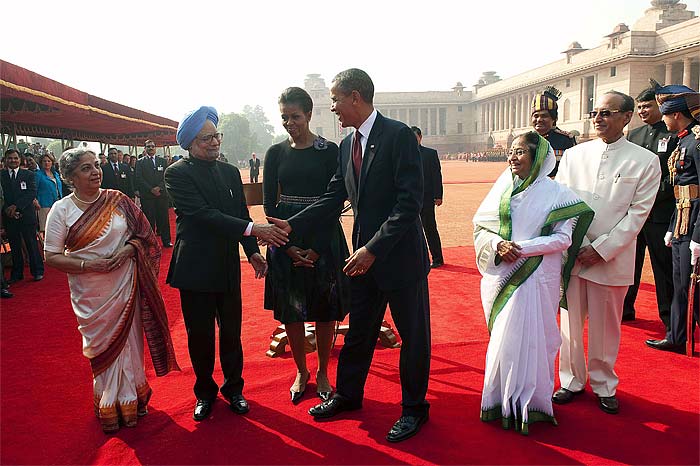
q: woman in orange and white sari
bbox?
[45,147,179,433]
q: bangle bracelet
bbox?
[80,260,85,271]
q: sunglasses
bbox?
[587,109,624,119]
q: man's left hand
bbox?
[343,246,375,277]
[33,199,41,210]
[434,198,443,206]
[577,245,603,266]
[249,253,268,279]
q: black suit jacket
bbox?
[0,169,38,227]
[249,158,260,176]
[101,162,134,197]
[289,112,429,290]
[164,157,260,293]
[135,156,167,200]
[627,121,676,224]
[419,145,443,202]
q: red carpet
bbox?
[2,240,699,464]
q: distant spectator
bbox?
[36,153,63,234]
[1,149,44,283]
[249,152,260,183]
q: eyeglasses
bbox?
[145,144,156,148]
[196,132,224,143]
[508,149,529,156]
[587,109,624,119]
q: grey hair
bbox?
[332,68,374,104]
[604,90,635,112]
[59,147,96,187]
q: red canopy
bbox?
[0,59,178,146]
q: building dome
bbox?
[651,0,680,7]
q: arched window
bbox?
[563,98,571,122]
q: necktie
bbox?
[113,163,119,175]
[353,131,363,179]
[10,170,15,181]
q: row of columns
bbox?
[664,57,698,88]
[481,92,536,134]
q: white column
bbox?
[665,62,673,85]
[683,57,692,87]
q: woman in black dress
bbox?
[263,87,350,404]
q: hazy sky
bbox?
[4,0,699,135]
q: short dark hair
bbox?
[4,149,19,159]
[411,126,422,137]
[604,91,635,112]
[636,87,656,102]
[332,68,374,104]
[278,87,313,113]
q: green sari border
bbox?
[496,136,549,242]
[487,200,594,332]
[480,405,558,436]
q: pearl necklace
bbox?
[73,189,103,204]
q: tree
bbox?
[217,112,254,163]
[242,105,275,155]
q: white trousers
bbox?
[559,276,628,397]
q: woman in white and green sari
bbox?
[473,131,593,434]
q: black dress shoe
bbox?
[163,242,173,248]
[552,387,584,404]
[1,289,12,298]
[430,261,444,269]
[645,338,685,354]
[386,414,429,442]
[193,399,213,421]
[317,390,332,402]
[226,394,249,414]
[597,395,619,414]
[308,397,360,419]
[33,275,44,281]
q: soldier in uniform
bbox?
[623,83,677,328]
[531,86,577,177]
[646,85,700,353]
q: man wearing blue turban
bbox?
[165,106,289,420]
[647,85,700,354]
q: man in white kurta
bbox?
[554,91,661,414]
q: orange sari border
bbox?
[66,189,180,378]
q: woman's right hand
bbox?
[497,241,522,263]
[84,258,114,273]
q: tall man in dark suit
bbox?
[165,106,288,421]
[0,149,44,282]
[101,147,134,198]
[411,126,444,268]
[135,140,171,247]
[623,84,676,328]
[248,153,260,183]
[268,69,431,443]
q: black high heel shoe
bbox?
[316,372,333,401]
[290,371,310,404]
